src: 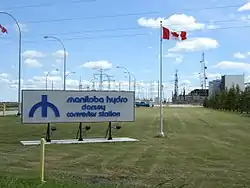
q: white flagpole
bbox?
[159,21,165,137]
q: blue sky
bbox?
[1,0,250,101]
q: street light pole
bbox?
[117,66,131,91]
[118,82,121,91]
[52,81,54,90]
[44,36,67,90]
[64,71,76,90]
[0,12,22,116]
[45,69,59,90]
[130,73,136,93]
[45,72,49,90]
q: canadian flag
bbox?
[0,24,8,34]
[162,27,186,41]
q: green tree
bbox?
[204,84,250,114]
[245,86,250,113]
[235,84,241,112]
[226,86,237,111]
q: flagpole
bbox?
[0,11,22,116]
[159,20,165,137]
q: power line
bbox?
[1,4,243,25]
[25,11,159,24]
[23,33,149,44]
[1,17,249,41]
[35,17,250,36]
[182,4,242,11]
[1,2,244,12]
[2,24,250,44]
[0,0,96,11]
[44,27,145,36]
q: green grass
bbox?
[1,107,250,187]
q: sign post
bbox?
[40,137,45,183]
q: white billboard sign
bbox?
[22,90,135,124]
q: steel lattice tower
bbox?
[173,69,179,102]
[200,52,207,90]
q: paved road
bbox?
[168,104,203,108]
[0,110,18,116]
[154,104,203,108]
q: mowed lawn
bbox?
[0,108,250,187]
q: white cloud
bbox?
[164,53,181,58]
[179,79,191,86]
[55,59,62,64]
[24,59,43,68]
[206,24,220,30]
[213,61,250,71]
[0,73,10,78]
[0,77,10,84]
[14,23,28,32]
[191,72,221,80]
[164,53,183,63]
[168,37,219,52]
[238,3,250,12]
[22,50,45,59]
[51,70,59,75]
[80,60,112,70]
[53,50,69,58]
[44,69,59,75]
[32,75,61,82]
[66,79,79,88]
[240,15,250,23]
[137,14,205,31]
[233,52,246,59]
[206,73,221,80]
[175,56,183,63]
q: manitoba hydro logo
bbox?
[28,95,60,118]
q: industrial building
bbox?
[220,75,245,91]
[172,74,245,104]
[209,79,221,98]
[209,74,245,98]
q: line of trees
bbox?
[203,84,250,113]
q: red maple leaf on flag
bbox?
[0,24,8,34]
[162,27,187,41]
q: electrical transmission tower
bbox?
[79,76,82,91]
[173,69,179,103]
[94,69,105,90]
[103,74,115,90]
[200,52,207,90]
